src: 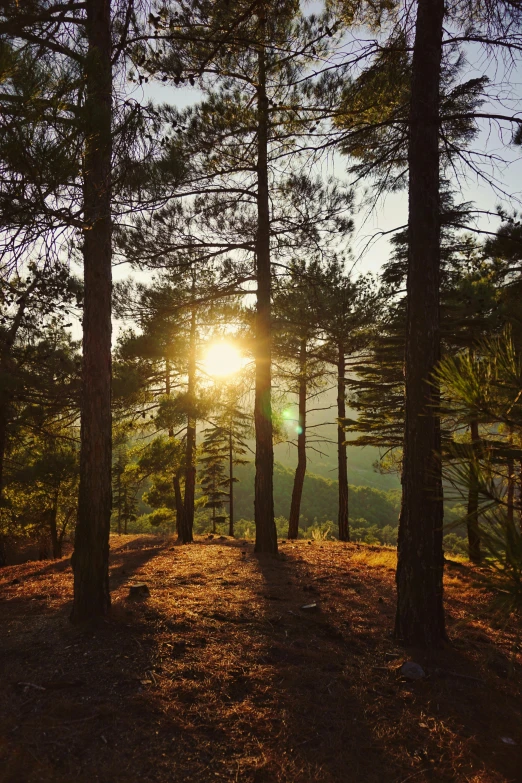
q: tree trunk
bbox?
[166,357,174,437]
[228,428,234,537]
[38,534,50,561]
[0,403,7,504]
[394,0,446,647]
[71,0,113,623]
[0,404,8,567]
[467,419,481,563]
[116,469,122,535]
[182,292,196,544]
[49,488,62,559]
[519,460,522,534]
[288,340,307,539]
[173,470,184,539]
[337,345,349,542]
[254,33,277,554]
[167,357,180,537]
[507,426,514,526]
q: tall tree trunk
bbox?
[394,0,446,647]
[337,345,349,542]
[182,292,196,544]
[49,488,61,559]
[467,419,481,563]
[0,402,7,503]
[507,426,515,525]
[167,355,179,536]
[116,469,122,535]
[288,340,307,539]
[71,0,113,623]
[0,404,8,567]
[519,460,522,534]
[254,32,277,554]
[38,534,50,561]
[165,356,174,435]
[228,428,234,537]
[173,469,184,539]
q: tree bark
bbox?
[467,419,481,563]
[254,33,277,554]
[173,469,184,539]
[167,357,181,536]
[116,467,122,535]
[0,406,8,566]
[337,345,350,542]
[71,0,113,623]
[519,460,522,534]
[288,340,307,539]
[49,488,61,559]
[394,0,446,647]
[507,426,515,526]
[165,357,175,436]
[228,428,234,537]
[182,292,196,544]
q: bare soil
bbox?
[0,535,521,783]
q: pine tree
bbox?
[199,432,229,534]
[393,0,446,648]
[112,446,141,535]
[273,260,325,540]
[122,1,348,553]
[200,390,251,537]
[315,260,377,542]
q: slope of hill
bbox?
[233,461,401,529]
[273,385,400,491]
[1,537,520,783]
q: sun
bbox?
[202,341,244,378]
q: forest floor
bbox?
[0,536,521,783]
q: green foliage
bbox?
[137,508,176,533]
[480,512,522,614]
[437,325,522,608]
[112,446,141,534]
[1,431,79,555]
[233,460,401,528]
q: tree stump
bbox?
[128,583,150,599]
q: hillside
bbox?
[233,461,401,529]
[273,386,400,491]
[1,536,521,783]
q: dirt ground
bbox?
[0,535,521,783]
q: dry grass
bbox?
[0,535,521,783]
[350,543,397,570]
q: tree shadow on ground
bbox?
[0,537,521,783]
[251,540,522,783]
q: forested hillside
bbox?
[233,461,400,528]
[203,462,466,551]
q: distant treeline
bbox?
[128,460,468,555]
[233,462,401,528]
